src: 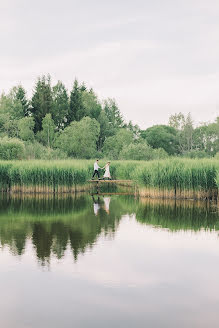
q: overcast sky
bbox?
[0,0,219,128]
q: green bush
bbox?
[183,150,209,159]
[120,143,168,160]
[24,141,67,160]
[120,143,154,160]
[0,137,25,160]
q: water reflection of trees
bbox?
[0,195,130,265]
[136,199,219,232]
[0,195,218,265]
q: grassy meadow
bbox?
[0,159,218,199]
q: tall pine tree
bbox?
[68,79,85,123]
[104,98,124,130]
[52,81,69,130]
[31,75,53,132]
[15,85,30,116]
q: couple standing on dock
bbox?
[92,159,111,180]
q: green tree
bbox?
[0,137,25,160]
[0,90,23,120]
[141,125,178,155]
[18,117,35,141]
[169,112,194,153]
[55,117,100,158]
[192,118,219,156]
[52,81,69,129]
[0,89,26,138]
[96,110,115,151]
[3,119,19,138]
[103,98,124,130]
[15,85,30,116]
[120,141,168,160]
[168,112,185,130]
[0,112,10,137]
[68,79,84,123]
[37,114,56,148]
[103,129,133,159]
[124,121,141,139]
[31,75,53,132]
[81,89,102,120]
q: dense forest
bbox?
[0,75,218,160]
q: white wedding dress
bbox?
[103,164,111,179]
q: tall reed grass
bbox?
[0,159,218,199]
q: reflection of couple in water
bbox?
[92,196,111,216]
[92,159,111,180]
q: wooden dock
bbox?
[88,180,133,184]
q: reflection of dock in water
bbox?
[91,192,134,196]
[88,180,134,188]
[89,180,136,196]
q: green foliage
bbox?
[36,114,55,147]
[0,90,23,120]
[124,121,141,139]
[15,85,30,116]
[216,171,219,189]
[103,98,124,130]
[103,129,133,159]
[81,89,102,120]
[24,141,67,160]
[96,110,112,150]
[31,75,53,132]
[131,159,218,193]
[56,117,100,158]
[52,81,69,129]
[0,137,25,160]
[0,159,217,196]
[168,112,186,130]
[136,200,219,232]
[152,148,169,159]
[141,125,178,155]
[3,119,19,138]
[169,112,194,153]
[120,139,168,160]
[18,117,35,141]
[183,150,209,159]
[0,75,218,161]
[68,79,84,122]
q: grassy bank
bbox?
[0,159,218,199]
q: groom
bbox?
[92,159,102,180]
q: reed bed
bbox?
[0,159,218,199]
[132,159,219,200]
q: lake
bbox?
[0,194,219,328]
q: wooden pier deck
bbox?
[88,180,133,184]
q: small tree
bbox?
[103,129,133,159]
[18,117,35,141]
[37,114,55,147]
[0,137,25,160]
[55,117,100,158]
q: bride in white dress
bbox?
[103,161,111,180]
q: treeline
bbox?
[0,75,218,160]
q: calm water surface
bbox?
[0,194,219,328]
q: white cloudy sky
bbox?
[0,0,219,128]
